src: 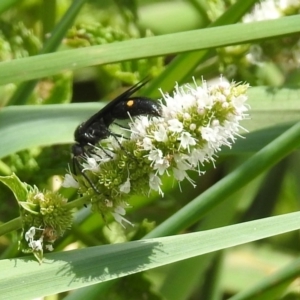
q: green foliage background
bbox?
[0,0,300,299]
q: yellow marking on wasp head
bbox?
[126,100,134,107]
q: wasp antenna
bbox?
[116,77,151,101]
[129,78,150,92]
[137,75,151,86]
[72,156,100,194]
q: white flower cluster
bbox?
[24,226,54,253]
[63,77,249,228]
[25,226,44,252]
[241,1,300,69]
[243,0,300,23]
[129,78,249,196]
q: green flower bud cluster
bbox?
[66,22,129,47]
[19,186,73,258]
[0,20,41,61]
[65,22,164,83]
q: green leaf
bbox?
[0,15,299,85]
[0,103,97,159]
[18,202,39,215]
[0,0,19,14]
[0,212,299,299]
[229,256,300,300]
[0,173,28,201]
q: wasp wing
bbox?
[80,78,150,130]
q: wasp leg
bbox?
[89,144,114,159]
[109,131,137,160]
[72,156,100,194]
[113,122,130,131]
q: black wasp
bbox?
[72,79,161,191]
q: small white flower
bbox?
[174,154,191,171]
[222,102,229,109]
[190,148,206,166]
[183,112,191,120]
[168,119,183,133]
[190,123,197,131]
[172,168,187,181]
[82,157,100,172]
[130,116,149,137]
[213,93,226,104]
[232,94,249,115]
[217,80,231,94]
[154,124,168,142]
[142,137,153,150]
[29,238,43,251]
[45,244,54,251]
[119,178,131,194]
[149,173,164,196]
[62,173,79,189]
[194,89,213,108]
[111,205,133,228]
[154,157,170,175]
[201,126,217,143]
[173,167,196,187]
[197,107,205,115]
[25,226,45,251]
[148,149,163,164]
[25,226,36,241]
[178,131,197,151]
[212,119,220,127]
